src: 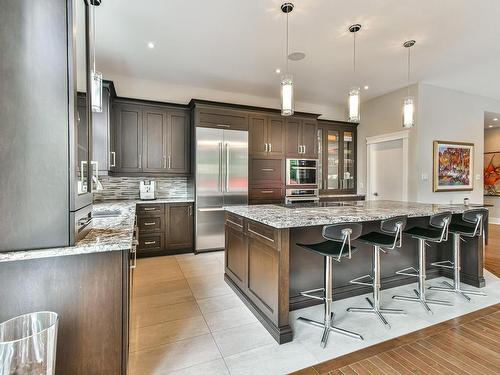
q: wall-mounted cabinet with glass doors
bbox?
[317,120,357,194]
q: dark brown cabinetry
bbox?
[285,118,318,159]
[196,107,248,130]
[136,202,193,257]
[249,115,285,158]
[317,120,358,194]
[112,100,191,176]
[93,85,112,174]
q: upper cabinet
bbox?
[249,114,285,158]
[92,85,111,174]
[111,100,191,176]
[317,120,357,194]
[285,118,318,159]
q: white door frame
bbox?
[366,130,410,201]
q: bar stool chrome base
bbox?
[392,238,452,313]
[297,315,363,348]
[429,232,487,302]
[347,245,405,329]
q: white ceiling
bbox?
[95,0,500,108]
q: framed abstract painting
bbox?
[484,152,500,196]
[433,141,474,192]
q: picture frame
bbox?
[433,140,474,192]
[484,151,500,196]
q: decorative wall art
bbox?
[484,152,500,196]
[433,141,474,192]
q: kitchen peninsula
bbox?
[223,200,487,344]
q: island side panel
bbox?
[224,212,292,344]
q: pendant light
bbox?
[90,1,102,113]
[402,40,416,128]
[280,3,294,116]
[348,24,361,122]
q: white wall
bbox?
[106,74,346,121]
[358,83,500,204]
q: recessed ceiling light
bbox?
[489,125,493,128]
[494,118,499,121]
[147,42,155,49]
[364,85,369,90]
[288,52,306,61]
[275,68,281,74]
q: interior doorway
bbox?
[366,130,409,201]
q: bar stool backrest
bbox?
[322,223,363,261]
[380,215,407,249]
[462,208,488,237]
[429,211,452,242]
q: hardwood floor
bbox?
[294,224,500,375]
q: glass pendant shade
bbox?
[402,96,415,128]
[348,87,361,122]
[281,74,294,116]
[91,70,103,113]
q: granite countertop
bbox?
[224,200,483,229]
[0,197,194,263]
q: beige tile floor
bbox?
[129,252,500,375]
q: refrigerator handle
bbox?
[225,142,230,193]
[218,141,223,192]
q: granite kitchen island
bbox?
[223,200,487,344]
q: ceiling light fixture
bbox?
[275,68,281,74]
[494,118,499,121]
[364,85,369,90]
[147,41,155,49]
[402,40,416,128]
[489,125,494,128]
[348,24,362,123]
[90,1,102,113]
[280,3,294,116]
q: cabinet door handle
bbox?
[226,219,243,228]
[261,168,274,172]
[144,241,156,245]
[248,228,275,243]
[144,222,156,226]
[130,245,137,269]
[217,124,230,128]
[269,143,272,152]
[138,154,142,169]
[260,190,274,194]
[168,155,171,169]
[110,151,116,167]
[303,145,306,154]
[298,145,301,154]
[264,143,268,152]
[189,205,193,216]
[143,207,156,211]
[163,155,167,169]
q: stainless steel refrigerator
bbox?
[195,127,248,252]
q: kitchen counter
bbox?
[0,197,194,263]
[224,200,476,229]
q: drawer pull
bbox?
[261,168,274,172]
[260,190,274,194]
[217,124,230,128]
[143,207,157,211]
[144,241,156,245]
[248,228,275,243]
[144,222,156,226]
[226,219,243,228]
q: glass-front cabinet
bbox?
[317,121,357,194]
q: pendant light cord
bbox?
[92,3,96,72]
[353,31,356,75]
[286,11,289,74]
[407,45,411,96]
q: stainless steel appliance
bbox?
[140,180,156,200]
[285,188,319,204]
[195,127,248,252]
[286,159,318,186]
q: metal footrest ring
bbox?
[349,274,373,287]
[299,287,325,301]
[430,260,454,269]
[395,266,419,278]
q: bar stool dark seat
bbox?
[296,223,364,348]
[429,208,488,301]
[347,216,407,329]
[392,212,453,313]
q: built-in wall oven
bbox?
[285,189,319,204]
[286,159,318,186]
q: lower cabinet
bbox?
[136,202,194,257]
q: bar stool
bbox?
[347,216,407,328]
[429,208,488,301]
[296,223,364,348]
[392,212,453,313]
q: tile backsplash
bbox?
[93,176,193,201]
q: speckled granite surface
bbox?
[224,200,482,229]
[0,198,193,263]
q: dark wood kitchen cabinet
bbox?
[249,115,285,158]
[285,118,318,159]
[112,100,190,176]
[92,85,112,174]
[165,203,194,250]
[136,202,193,257]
